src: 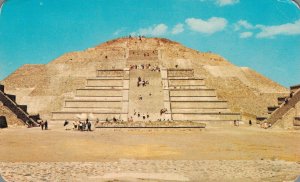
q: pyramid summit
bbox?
[0,37,292,126]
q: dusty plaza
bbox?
[1,1,300,181]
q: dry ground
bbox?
[0,124,299,181]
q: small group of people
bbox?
[133,110,150,120]
[233,120,239,126]
[137,76,149,87]
[160,108,168,115]
[105,116,122,123]
[129,64,160,72]
[261,122,272,129]
[40,120,48,130]
[128,35,145,40]
[64,118,92,131]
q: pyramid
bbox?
[0,37,289,126]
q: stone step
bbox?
[290,84,300,93]
[167,69,194,77]
[17,105,28,113]
[172,113,241,121]
[168,85,207,89]
[256,116,268,121]
[170,90,216,97]
[294,117,300,126]
[168,77,204,80]
[267,106,279,114]
[76,89,123,97]
[86,79,124,87]
[0,85,4,92]
[171,108,230,113]
[85,86,124,89]
[96,69,124,77]
[64,100,123,108]
[87,77,126,80]
[171,101,228,109]
[169,79,205,86]
[73,96,123,101]
[170,96,218,101]
[4,94,16,103]
[62,107,122,112]
[52,111,127,121]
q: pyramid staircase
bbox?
[51,69,129,122]
[161,68,241,123]
[0,84,39,126]
[257,84,300,127]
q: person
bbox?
[40,120,44,130]
[64,120,69,130]
[284,97,289,104]
[87,121,92,131]
[147,113,149,118]
[290,91,294,98]
[73,121,78,130]
[44,120,48,130]
[137,112,140,117]
[79,121,83,131]
[233,120,236,126]
[82,122,86,131]
[249,120,252,126]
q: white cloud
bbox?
[171,23,184,34]
[239,32,253,38]
[215,0,239,6]
[234,20,255,31]
[185,17,228,34]
[256,19,300,38]
[132,24,168,36]
[113,28,126,35]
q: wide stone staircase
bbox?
[0,84,39,126]
[261,84,300,127]
[161,69,241,123]
[128,69,165,121]
[51,69,129,122]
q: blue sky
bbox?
[0,0,299,87]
